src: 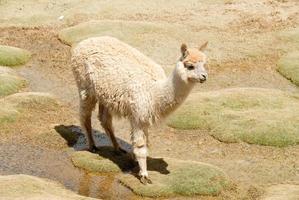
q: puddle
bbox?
[0,136,139,199]
[2,63,142,199]
[78,173,135,199]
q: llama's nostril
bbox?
[201,74,207,80]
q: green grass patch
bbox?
[58,20,171,46]
[58,20,184,63]
[58,20,221,64]
[0,0,228,27]
[59,19,270,64]
[279,27,299,44]
[167,88,299,147]
[0,45,31,66]
[277,51,299,86]
[119,158,230,197]
[4,92,57,109]
[71,147,133,173]
[0,74,27,97]
[0,104,19,124]
[0,92,58,126]
[277,28,299,85]
[71,149,230,197]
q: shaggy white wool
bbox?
[71,36,208,180]
[72,36,195,127]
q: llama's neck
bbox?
[152,64,195,118]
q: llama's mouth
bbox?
[188,78,206,83]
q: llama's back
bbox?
[71,36,166,119]
[72,36,166,81]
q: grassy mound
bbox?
[58,20,222,64]
[277,28,299,85]
[167,88,299,147]
[58,20,185,64]
[0,174,96,200]
[119,157,230,197]
[0,92,58,125]
[0,45,31,66]
[279,27,299,44]
[0,74,26,97]
[58,19,271,64]
[0,104,19,124]
[3,92,57,108]
[0,66,26,97]
[58,20,175,46]
[71,147,133,173]
[0,0,225,27]
[277,51,299,86]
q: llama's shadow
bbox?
[55,125,169,175]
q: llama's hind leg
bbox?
[98,105,125,153]
[79,92,97,151]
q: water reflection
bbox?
[54,124,170,199]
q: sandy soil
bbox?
[0,0,299,199]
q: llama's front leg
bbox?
[131,129,152,184]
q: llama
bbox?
[71,36,208,184]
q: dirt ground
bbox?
[0,0,299,199]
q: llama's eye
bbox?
[184,62,195,70]
[187,65,194,70]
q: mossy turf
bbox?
[0,92,58,125]
[279,27,299,44]
[0,174,96,200]
[4,92,57,109]
[119,158,230,197]
[71,150,230,197]
[0,66,27,97]
[0,104,19,124]
[58,20,175,46]
[0,74,26,97]
[0,45,31,66]
[58,20,223,64]
[167,88,299,147]
[58,20,186,64]
[71,149,230,197]
[0,0,228,27]
[71,147,134,173]
[277,28,299,86]
[277,52,299,86]
[58,18,272,65]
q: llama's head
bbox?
[177,42,208,83]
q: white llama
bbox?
[71,36,208,184]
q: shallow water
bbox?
[0,63,139,199]
[0,138,139,199]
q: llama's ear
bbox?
[181,43,187,55]
[199,41,208,51]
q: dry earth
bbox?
[0,0,299,199]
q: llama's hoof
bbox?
[88,145,98,153]
[140,176,152,185]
